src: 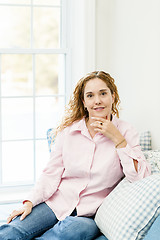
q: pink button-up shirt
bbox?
[26,116,151,220]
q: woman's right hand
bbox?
[7,201,33,224]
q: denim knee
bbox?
[0,223,27,240]
[53,216,100,240]
[0,203,58,240]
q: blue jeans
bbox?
[1,203,159,240]
[0,203,106,240]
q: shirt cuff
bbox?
[116,143,141,163]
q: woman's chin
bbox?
[92,113,108,119]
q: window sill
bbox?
[0,185,33,204]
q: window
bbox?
[0,0,69,188]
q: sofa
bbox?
[47,129,160,240]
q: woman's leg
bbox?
[143,214,160,240]
[35,215,100,240]
[0,203,58,240]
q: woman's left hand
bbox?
[90,117,126,147]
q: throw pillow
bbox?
[139,131,152,151]
[95,174,160,240]
[144,150,160,174]
[46,128,55,152]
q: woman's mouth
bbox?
[93,107,105,111]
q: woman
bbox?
[0,71,151,240]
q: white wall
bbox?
[96,0,160,149]
[67,0,96,91]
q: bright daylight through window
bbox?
[0,0,67,188]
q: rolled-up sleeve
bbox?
[25,131,65,207]
[116,125,151,182]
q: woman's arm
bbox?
[115,127,151,182]
[24,130,65,208]
[90,117,151,181]
[7,130,65,223]
[114,136,138,172]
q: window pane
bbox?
[0,0,65,188]
[35,54,65,95]
[35,97,65,138]
[2,98,33,140]
[33,7,60,48]
[1,54,32,96]
[2,141,34,184]
[0,6,30,48]
[36,140,50,180]
[34,0,60,5]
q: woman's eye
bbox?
[101,92,107,96]
[87,94,93,98]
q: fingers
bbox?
[7,209,23,224]
[91,117,105,123]
[90,117,109,130]
[91,115,111,122]
[90,124,104,135]
[20,207,32,221]
[90,120,105,130]
[7,204,32,224]
[7,215,12,224]
[90,117,113,137]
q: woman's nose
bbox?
[94,95,101,105]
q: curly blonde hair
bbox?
[56,71,120,133]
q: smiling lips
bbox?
[93,107,105,111]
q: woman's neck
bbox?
[85,118,96,138]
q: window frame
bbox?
[0,0,96,201]
[0,0,71,190]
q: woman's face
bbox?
[83,78,115,120]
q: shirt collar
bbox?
[69,118,87,134]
